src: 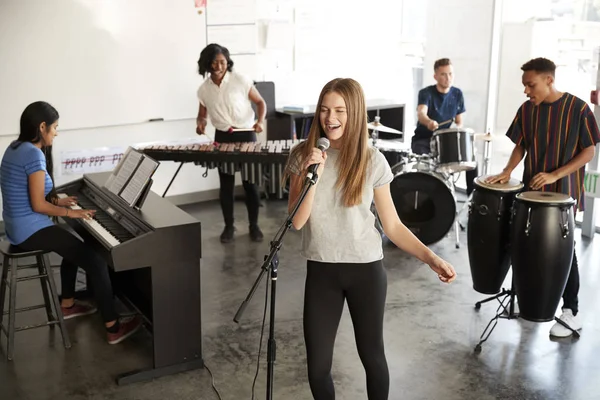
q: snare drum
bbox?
[510,191,576,322]
[388,160,455,244]
[467,175,523,294]
[431,128,476,173]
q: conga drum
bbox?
[510,191,575,322]
[468,175,523,294]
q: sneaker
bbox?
[220,225,235,243]
[249,225,264,242]
[107,315,142,345]
[61,301,98,320]
[550,309,582,338]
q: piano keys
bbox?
[57,172,202,384]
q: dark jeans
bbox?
[19,225,119,323]
[215,129,261,227]
[304,260,389,400]
[411,137,478,195]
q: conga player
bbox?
[411,58,477,195]
[487,57,600,337]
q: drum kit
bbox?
[369,117,491,248]
[469,176,580,352]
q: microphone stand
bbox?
[234,171,319,400]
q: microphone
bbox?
[306,137,330,180]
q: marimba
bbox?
[139,139,303,199]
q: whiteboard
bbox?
[207,25,258,54]
[0,0,206,136]
[206,0,257,25]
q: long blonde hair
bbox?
[287,78,370,207]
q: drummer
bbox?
[487,57,600,337]
[411,58,477,195]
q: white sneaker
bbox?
[550,309,582,338]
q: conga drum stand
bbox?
[474,283,518,353]
[474,283,581,353]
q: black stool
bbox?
[0,241,71,360]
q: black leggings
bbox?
[304,260,389,400]
[215,129,260,227]
[19,225,119,323]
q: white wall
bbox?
[255,0,414,115]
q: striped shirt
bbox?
[506,93,600,211]
[1,141,54,245]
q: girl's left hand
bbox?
[427,255,457,283]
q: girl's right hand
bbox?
[68,209,96,220]
[304,148,327,178]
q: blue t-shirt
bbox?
[413,85,465,141]
[1,141,54,245]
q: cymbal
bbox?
[367,122,402,135]
[474,132,494,141]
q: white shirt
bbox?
[197,71,255,132]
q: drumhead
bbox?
[433,128,474,136]
[390,169,455,245]
[373,139,411,153]
[474,175,524,192]
[516,191,575,205]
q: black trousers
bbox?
[215,129,261,227]
[563,247,580,315]
[304,260,389,400]
[411,137,478,195]
[19,225,119,323]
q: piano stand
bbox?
[112,256,203,385]
[58,172,204,385]
[117,358,205,385]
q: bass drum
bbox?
[388,159,456,245]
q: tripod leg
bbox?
[474,293,511,353]
[475,289,509,309]
[454,219,460,249]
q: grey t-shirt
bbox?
[287,145,394,263]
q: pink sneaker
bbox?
[61,301,97,320]
[107,315,142,345]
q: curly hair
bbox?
[197,43,234,77]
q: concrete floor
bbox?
[1,192,600,400]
